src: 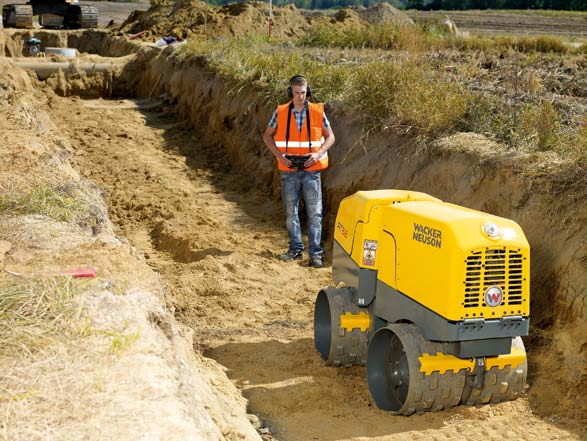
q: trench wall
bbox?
[0,29,141,57]
[9,32,581,417]
[116,43,586,417]
[122,46,585,319]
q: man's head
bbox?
[289,75,308,89]
[288,75,311,107]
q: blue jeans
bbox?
[280,170,323,258]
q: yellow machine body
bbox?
[316,190,530,414]
[334,189,530,322]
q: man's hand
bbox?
[304,151,322,169]
[303,125,335,169]
[279,153,293,168]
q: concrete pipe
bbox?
[13,60,120,80]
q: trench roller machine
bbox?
[314,190,529,414]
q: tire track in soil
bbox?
[46,94,582,441]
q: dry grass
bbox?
[0,183,80,223]
[0,277,89,357]
[0,275,144,439]
[300,19,584,54]
[0,173,103,232]
[178,34,584,161]
[0,336,102,441]
[0,276,91,439]
[458,34,582,54]
[343,58,470,135]
[298,23,441,51]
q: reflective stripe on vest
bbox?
[274,101,328,172]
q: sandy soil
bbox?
[29,88,581,440]
[86,0,150,28]
[1,0,586,38]
[0,2,585,440]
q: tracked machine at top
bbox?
[2,0,97,29]
[314,190,529,414]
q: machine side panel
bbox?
[380,203,458,319]
[373,280,529,344]
[332,241,380,307]
[332,241,359,287]
[357,269,377,306]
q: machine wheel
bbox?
[367,324,467,415]
[461,336,527,405]
[314,286,373,367]
[2,4,33,28]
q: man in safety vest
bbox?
[263,75,336,268]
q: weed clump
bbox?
[0,185,80,222]
[0,277,87,357]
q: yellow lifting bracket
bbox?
[339,311,371,332]
[418,345,527,375]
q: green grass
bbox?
[177,35,353,104]
[97,329,140,356]
[0,184,82,223]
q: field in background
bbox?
[405,9,587,38]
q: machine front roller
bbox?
[314,287,373,367]
[367,324,467,415]
[461,336,527,405]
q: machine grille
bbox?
[463,248,525,308]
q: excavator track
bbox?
[78,5,98,28]
[66,4,98,29]
[2,4,33,28]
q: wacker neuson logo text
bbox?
[412,223,442,249]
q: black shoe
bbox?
[279,250,303,262]
[309,256,324,268]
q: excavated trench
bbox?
[2,28,585,440]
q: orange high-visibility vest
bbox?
[274,101,328,172]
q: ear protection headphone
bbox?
[287,75,312,99]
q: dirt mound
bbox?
[0,58,32,95]
[350,3,414,26]
[118,0,309,41]
[117,1,413,42]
